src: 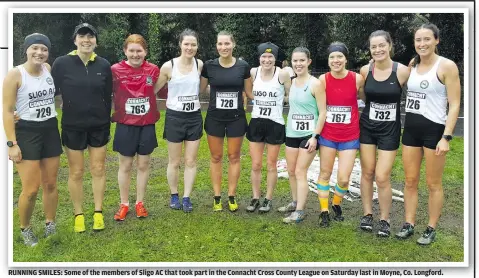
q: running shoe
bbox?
[258,199,272,213]
[331,205,344,221]
[170,195,182,210]
[228,199,239,212]
[395,222,415,239]
[416,226,436,245]
[319,211,330,228]
[359,214,373,232]
[277,201,296,213]
[135,202,148,218]
[93,212,105,231]
[213,199,223,212]
[377,220,391,237]
[182,197,193,213]
[114,204,129,221]
[74,214,86,233]
[44,222,56,238]
[21,227,38,247]
[246,198,260,212]
[282,210,305,224]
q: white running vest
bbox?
[166,58,201,112]
[406,56,447,125]
[251,66,285,125]
[16,64,57,121]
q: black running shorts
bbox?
[113,123,158,156]
[359,125,400,151]
[285,135,319,150]
[246,118,285,145]
[62,125,111,150]
[15,117,63,160]
[163,109,203,143]
[402,114,445,150]
[204,114,247,138]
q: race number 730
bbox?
[182,102,194,111]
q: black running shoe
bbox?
[319,211,330,228]
[359,214,373,232]
[377,220,391,237]
[246,198,260,212]
[331,205,344,221]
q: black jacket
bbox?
[51,51,112,130]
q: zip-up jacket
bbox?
[51,50,112,130]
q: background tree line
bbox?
[13,13,464,74]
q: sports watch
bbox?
[6,141,17,147]
[313,134,320,140]
[442,135,453,142]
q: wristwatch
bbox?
[442,135,453,142]
[6,141,17,147]
[313,134,320,140]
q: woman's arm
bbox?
[2,68,22,161]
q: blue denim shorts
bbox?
[318,136,360,151]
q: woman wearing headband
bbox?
[3,33,61,246]
[246,42,291,213]
[315,42,364,228]
[280,47,326,224]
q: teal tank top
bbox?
[286,77,319,138]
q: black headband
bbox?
[23,33,51,53]
[328,45,348,57]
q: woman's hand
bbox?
[435,138,450,156]
[304,137,318,153]
[8,144,22,163]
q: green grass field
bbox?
[12,110,465,262]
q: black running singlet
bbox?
[360,62,402,136]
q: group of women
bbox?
[3,22,461,248]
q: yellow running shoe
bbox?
[93,212,105,231]
[228,199,239,212]
[213,199,223,212]
[74,214,86,233]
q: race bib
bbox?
[326,106,351,124]
[216,92,238,110]
[29,98,55,120]
[176,95,200,112]
[125,97,150,115]
[252,99,280,119]
[369,102,397,121]
[291,114,314,131]
[405,91,426,115]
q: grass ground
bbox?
[12,110,465,262]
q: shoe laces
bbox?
[45,222,56,235]
[136,203,147,213]
[361,214,373,224]
[183,198,192,207]
[321,212,329,222]
[401,222,413,231]
[23,227,36,241]
[261,200,271,207]
[379,220,390,230]
[422,226,434,238]
[249,199,259,206]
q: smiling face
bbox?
[259,52,275,70]
[216,35,234,58]
[74,30,97,55]
[180,35,198,59]
[26,44,48,65]
[414,28,439,57]
[291,51,311,76]
[369,35,391,62]
[124,43,146,68]
[328,51,347,73]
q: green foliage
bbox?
[12,13,464,73]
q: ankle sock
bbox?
[228,196,236,203]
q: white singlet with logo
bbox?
[326,106,352,124]
[406,56,447,125]
[166,58,201,112]
[15,64,57,122]
[251,66,285,125]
